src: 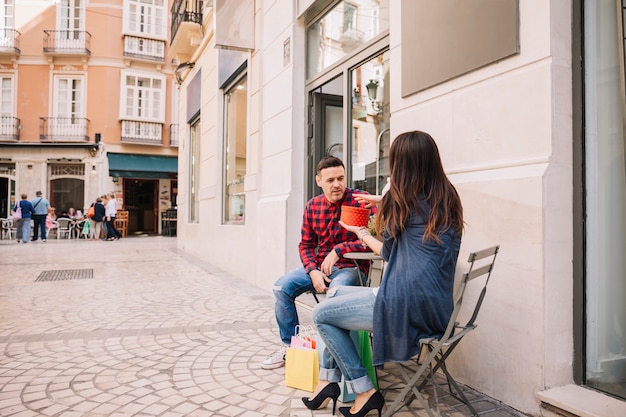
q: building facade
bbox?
[0,0,178,234]
[170,0,625,416]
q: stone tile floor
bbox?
[0,237,528,416]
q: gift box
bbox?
[340,205,370,227]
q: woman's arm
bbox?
[338,221,383,255]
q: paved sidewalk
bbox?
[0,237,526,417]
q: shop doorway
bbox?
[123,179,157,234]
[0,177,15,218]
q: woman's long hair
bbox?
[374,131,464,242]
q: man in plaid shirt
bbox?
[262,156,375,370]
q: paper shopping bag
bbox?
[358,330,378,390]
[285,346,319,392]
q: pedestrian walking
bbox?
[105,193,122,241]
[15,194,33,243]
[31,191,50,242]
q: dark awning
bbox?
[107,153,178,179]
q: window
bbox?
[54,76,84,120]
[223,75,247,225]
[125,0,166,39]
[120,70,165,122]
[581,0,626,400]
[350,51,389,195]
[306,0,389,79]
[57,0,84,35]
[52,75,86,137]
[1,0,14,30]
[189,119,200,223]
[1,75,13,117]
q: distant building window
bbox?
[57,0,84,32]
[223,75,247,225]
[1,0,14,29]
[54,76,84,120]
[1,76,14,117]
[125,0,166,39]
[120,70,165,122]
[189,119,200,223]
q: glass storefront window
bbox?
[307,0,389,79]
[350,50,390,195]
[223,75,247,225]
[189,119,200,223]
[583,0,626,399]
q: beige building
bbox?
[170,0,626,416]
[0,0,178,234]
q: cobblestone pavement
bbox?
[0,237,527,417]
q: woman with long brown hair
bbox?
[302,131,464,416]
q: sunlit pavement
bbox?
[0,237,526,416]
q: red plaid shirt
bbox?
[299,188,376,275]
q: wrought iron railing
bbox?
[0,29,21,54]
[171,0,203,43]
[121,120,163,145]
[0,116,20,141]
[123,35,165,62]
[40,117,90,142]
[43,30,91,55]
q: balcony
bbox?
[0,117,21,141]
[123,35,165,62]
[43,30,91,57]
[170,0,203,61]
[0,29,21,58]
[121,120,163,145]
[40,117,90,142]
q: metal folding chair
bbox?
[383,245,500,417]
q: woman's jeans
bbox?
[312,285,377,394]
[273,266,361,345]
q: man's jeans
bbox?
[312,285,377,394]
[273,266,361,345]
[32,214,46,240]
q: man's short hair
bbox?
[36,191,42,196]
[317,156,344,174]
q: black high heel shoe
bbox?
[302,382,341,415]
[338,390,385,417]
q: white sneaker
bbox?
[261,345,287,370]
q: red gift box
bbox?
[340,205,370,227]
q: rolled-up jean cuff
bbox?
[347,374,375,394]
[319,367,342,383]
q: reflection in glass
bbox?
[350,50,389,195]
[223,76,247,225]
[307,0,389,79]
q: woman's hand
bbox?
[339,220,365,235]
[354,194,382,209]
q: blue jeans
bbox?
[312,285,377,394]
[273,266,361,345]
[32,214,46,240]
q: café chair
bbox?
[1,218,13,240]
[56,218,73,239]
[383,245,500,417]
[115,210,129,237]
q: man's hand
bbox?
[320,250,339,276]
[309,269,331,293]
